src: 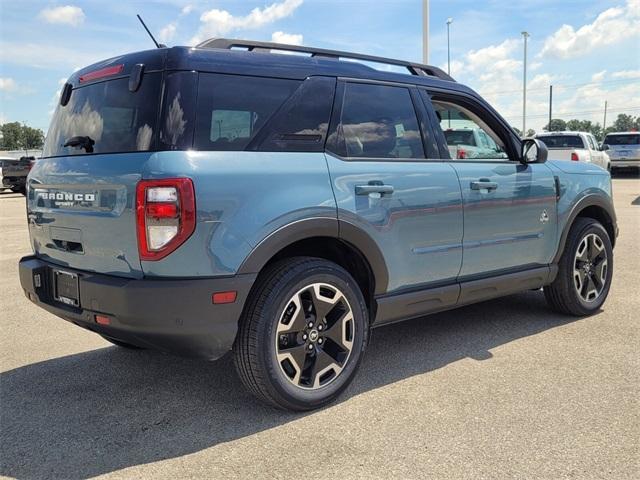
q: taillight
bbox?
[136,178,196,261]
[457,148,467,159]
[571,152,579,161]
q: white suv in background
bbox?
[535,131,610,171]
[602,132,640,172]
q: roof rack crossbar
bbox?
[196,38,455,82]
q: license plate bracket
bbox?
[53,270,80,307]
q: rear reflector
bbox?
[79,64,124,83]
[212,291,237,304]
[95,315,111,325]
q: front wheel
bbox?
[544,217,613,316]
[234,257,369,411]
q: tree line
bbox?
[0,122,45,151]
[515,114,640,141]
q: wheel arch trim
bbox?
[237,217,390,295]
[554,194,617,264]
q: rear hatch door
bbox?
[28,52,165,278]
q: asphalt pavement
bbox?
[1,174,638,479]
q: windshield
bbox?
[43,73,161,158]
[604,134,640,146]
[444,130,476,146]
[537,135,585,149]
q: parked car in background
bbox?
[441,127,509,159]
[0,156,33,194]
[602,132,640,172]
[19,40,617,411]
[534,131,610,171]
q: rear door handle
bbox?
[355,184,394,196]
[470,179,498,191]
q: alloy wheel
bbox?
[573,233,608,302]
[275,283,355,389]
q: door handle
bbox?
[470,179,498,191]
[355,184,394,196]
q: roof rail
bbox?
[196,38,455,82]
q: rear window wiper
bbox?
[63,136,95,153]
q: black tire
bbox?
[544,217,613,316]
[100,334,144,349]
[234,257,369,411]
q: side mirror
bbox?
[600,143,610,151]
[521,138,548,164]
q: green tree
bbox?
[544,119,566,132]
[611,113,636,132]
[0,122,45,150]
[22,125,45,149]
[0,122,23,150]
[526,128,536,137]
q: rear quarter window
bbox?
[537,135,585,149]
[194,74,301,151]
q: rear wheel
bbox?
[234,257,369,411]
[544,217,613,316]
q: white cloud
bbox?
[0,78,17,92]
[591,70,607,82]
[39,5,85,27]
[159,23,177,43]
[181,5,194,16]
[271,31,303,45]
[539,0,640,59]
[611,70,640,79]
[190,0,303,45]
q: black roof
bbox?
[67,39,477,97]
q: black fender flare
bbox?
[237,217,390,295]
[553,194,617,264]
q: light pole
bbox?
[422,0,429,63]
[521,31,530,136]
[446,18,453,76]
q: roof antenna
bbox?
[137,14,166,48]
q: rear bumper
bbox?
[610,159,640,168]
[19,256,256,360]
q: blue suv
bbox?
[19,39,617,410]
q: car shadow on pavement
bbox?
[0,290,586,479]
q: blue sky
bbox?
[1,0,639,133]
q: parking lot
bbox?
[0,175,638,479]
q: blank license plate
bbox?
[53,270,80,307]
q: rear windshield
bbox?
[444,130,476,146]
[43,73,161,158]
[537,135,585,149]
[604,134,640,146]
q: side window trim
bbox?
[326,78,430,162]
[418,89,451,159]
[408,87,440,159]
[423,88,521,162]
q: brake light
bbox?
[136,178,196,261]
[571,152,579,161]
[457,148,467,159]
[79,64,124,83]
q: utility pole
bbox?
[422,0,429,64]
[446,18,453,75]
[548,85,553,130]
[603,100,608,132]
[521,31,530,135]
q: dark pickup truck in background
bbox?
[0,156,34,194]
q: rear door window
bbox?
[331,82,425,159]
[43,73,162,157]
[194,74,300,151]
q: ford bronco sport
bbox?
[19,39,617,411]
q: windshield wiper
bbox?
[63,136,95,153]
